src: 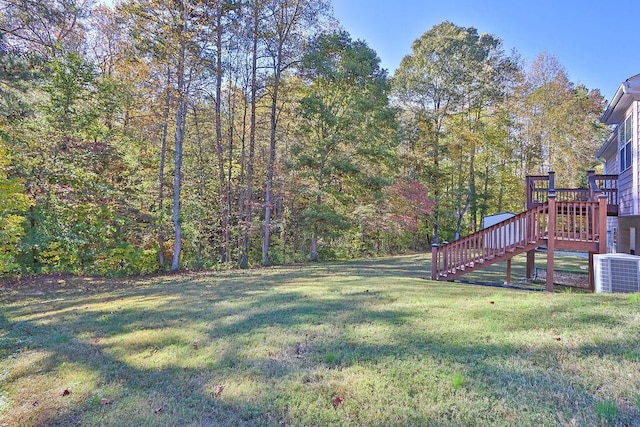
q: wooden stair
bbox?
[431,197,607,282]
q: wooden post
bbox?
[506,258,512,285]
[583,194,608,293]
[526,250,535,280]
[588,251,595,292]
[546,192,556,292]
[431,243,438,280]
[442,241,448,275]
[587,170,595,200]
[598,194,607,254]
[548,171,555,192]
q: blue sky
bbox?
[331,0,640,102]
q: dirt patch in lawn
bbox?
[535,268,590,289]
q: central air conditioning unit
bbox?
[593,253,640,293]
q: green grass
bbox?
[459,251,590,288]
[595,400,619,424]
[1,254,639,426]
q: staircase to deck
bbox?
[431,173,611,289]
[431,204,547,280]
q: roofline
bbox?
[595,135,615,160]
[600,74,640,123]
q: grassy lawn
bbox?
[1,254,639,426]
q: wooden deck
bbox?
[431,171,615,291]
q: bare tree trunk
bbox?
[432,134,441,245]
[238,4,259,269]
[236,83,249,257]
[310,229,317,261]
[157,67,171,269]
[214,6,230,263]
[192,105,206,269]
[226,74,236,264]
[171,3,188,272]
[262,0,305,265]
[310,194,321,261]
[262,66,280,265]
[171,103,186,272]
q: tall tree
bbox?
[237,0,263,268]
[293,31,396,261]
[393,22,518,242]
[261,0,330,265]
[121,0,203,271]
[0,0,92,58]
[514,53,607,187]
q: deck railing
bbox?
[590,173,618,214]
[431,203,548,279]
[431,198,607,280]
[554,201,599,243]
[433,172,610,289]
[526,175,552,208]
[526,171,618,214]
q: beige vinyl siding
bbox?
[601,127,619,174]
[603,141,619,174]
[619,169,634,215]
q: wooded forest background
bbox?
[0,0,608,276]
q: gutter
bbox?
[600,75,640,124]
[595,136,615,160]
[601,82,626,124]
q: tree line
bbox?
[0,0,607,276]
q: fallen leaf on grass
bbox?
[61,389,71,396]
[154,401,167,413]
[214,384,225,396]
[192,340,198,350]
[332,395,344,408]
[555,337,562,341]
[489,301,495,304]
[100,398,112,405]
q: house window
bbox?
[620,114,633,172]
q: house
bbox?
[597,73,640,254]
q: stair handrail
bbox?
[431,203,548,280]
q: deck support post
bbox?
[598,194,608,255]
[431,244,438,280]
[588,251,595,292]
[546,192,556,292]
[587,170,595,200]
[526,250,535,280]
[505,258,512,285]
[587,194,608,292]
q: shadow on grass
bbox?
[1,254,639,425]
